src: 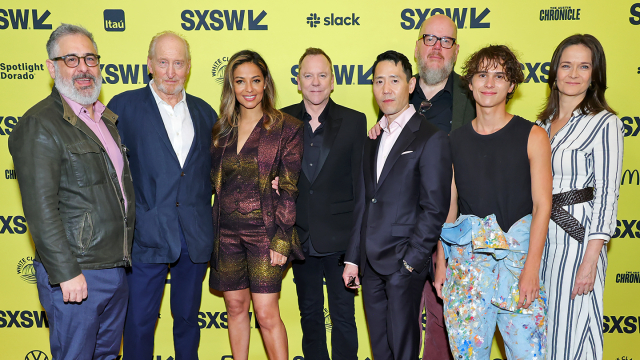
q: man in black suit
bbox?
[343,51,452,360]
[281,48,366,360]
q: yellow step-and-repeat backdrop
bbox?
[1,1,639,359]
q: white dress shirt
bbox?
[376,105,416,181]
[149,80,194,167]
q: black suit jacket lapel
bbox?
[363,136,381,191]
[314,99,341,183]
[376,114,421,190]
[145,85,180,165]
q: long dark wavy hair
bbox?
[212,50,282,147]
[537,34,616,124]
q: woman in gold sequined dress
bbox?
[209,50,304,360]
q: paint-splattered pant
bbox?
[443,243,547,360]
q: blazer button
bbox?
[310,190,314,194]
[371,198,377,203]
[181,172,185,177]
[176,202,180,207]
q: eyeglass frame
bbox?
[419,100,432,114]
[51,54,101,68]
[418,34,457,49]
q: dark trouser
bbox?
[292,251,358,360]
[123,227,208,360]
[421,253,453,360]
[362,259,428,360]
[34,261,128,360]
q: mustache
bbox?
[72,73,97,83]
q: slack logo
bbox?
[306,13,361,28]
[104,9,125,32]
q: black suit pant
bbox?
[362,259,429,360]
[292,250,358,360]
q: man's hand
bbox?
[517,267,540,309]
[342,263,360,289]
[433,260,447,299]
[571,257,598,300]
[60,274,88,303]
[368,122,382,139]
[271,176,280,195]
[269,249,287,266]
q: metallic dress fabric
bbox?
[210,119,284,293]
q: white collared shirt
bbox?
[376,105,416,181]
[149,80,194,167]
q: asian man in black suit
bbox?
[281,48,366,360]
[343,50,452,360]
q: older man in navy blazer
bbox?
[343,51,451,360]
[107,31,217,359]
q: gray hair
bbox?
[46,23,98,59]
[148,31,191,60]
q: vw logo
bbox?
[25,350,49,360]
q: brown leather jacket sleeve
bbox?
[9,115,82,284]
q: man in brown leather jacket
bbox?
[8,24,134,360]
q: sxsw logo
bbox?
[181,10,267,31]
[400,8,490,30]
[0,215,27,234]
[631,3,640,25]
[521,62,550,83]
[104,9,125,32]
[612,220,640,239]
[622,169,639,185]
[291,64,372,85]
[306,13,361,28]
[199,311,260,329]
[0,115,19,135]
[25,350,49,360]
[0,9,51,30]
[0,310,48,328]
[603,316,640,334]
[622,116,640,137]
[100,64,149,85]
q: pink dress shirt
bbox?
[376,105,416,181]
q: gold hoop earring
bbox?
[552,81,557,90]
[589,82,595,90]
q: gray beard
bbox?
[54,64,101,106]
[155,80,183,96]
[419,58,454,85]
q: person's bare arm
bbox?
[518,126,552,309]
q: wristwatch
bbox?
[403,260,414,272]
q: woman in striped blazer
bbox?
[537,34,624,360]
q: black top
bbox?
[450,116,534,231]
[410,72,454,133]
[301,102,329,182]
